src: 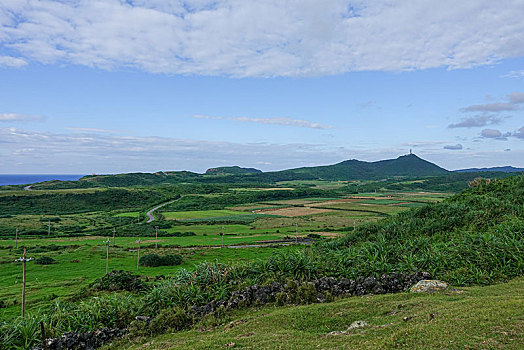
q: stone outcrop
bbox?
[190,271,431,317]
[33,327,126,350]
[409,279,449,293]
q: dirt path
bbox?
[146,195,183,223]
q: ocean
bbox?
[0,174,85,186]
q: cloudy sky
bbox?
[1,0,523,174]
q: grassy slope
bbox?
[121,277,523,350]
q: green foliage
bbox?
[296,282,317,304]
[315,175,524,285]
[34,256,55,265]
[164,231,196,237]
[205,166,262,175]
[0,188,174,215]
[150,307,192,334]
[162,188,337,212]
[140,254,183,267]
[1,174,523,347]
[89,270,145,292]
[39,217,61,222]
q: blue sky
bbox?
[0,1,523,174]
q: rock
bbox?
[327,320,369,336]
[409,280,449,293]
[347,320,368,330]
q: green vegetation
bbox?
[162,209,247,220]
[140,253,183,267]
[204,166,262,175]
[0,188,175,215]
[121,277,524,350]
[0,168,522,349]
[34,256,55,265]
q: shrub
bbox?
[90,270,145,292]
[165,231,196,237]
[34,256,55,265]
[296,283,317,304]
[140,254,183,267]
[150,307,192,334]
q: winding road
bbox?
[146,195,183,223]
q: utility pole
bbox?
[15,228,18,249]
[112,227,116,247]
[221,226,225,248]
[103,237,110,275]
[136,236,141,270]
[137,215,140,224]
[15,248,33,318]
[295,223,298,244]
[155,226,159,249]
[48,220,51,236]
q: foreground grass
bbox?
[120,277,524,350]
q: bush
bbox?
[34,256,55,265]
[90,270,145,292]
[140,254,183,267]
[150,307,192,334]
[39,217,61,222]
[165,231,196,237]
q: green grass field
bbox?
[0,238,302,319]
[162,210,249,220]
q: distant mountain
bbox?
[205,166,262,176]
[455,166,524,173]
[258,154,449,181]
[27,154,448,189]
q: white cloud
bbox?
[448,115,503,128]
[480,128,513,140]
[0,55,27,67]
[66,127,119,133]
[0,127,348,173]
[508,92,524,104]
[443,144,463,150]
[450,91,524,128]
[192,114,332,129]
[1,1,523,77]
[513,126,524,139]
[462,103,516,112]
[503,70,524,79]
[0,113,44,122]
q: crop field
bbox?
[162,210,248,220]
[255,207,334,217]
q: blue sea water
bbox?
[0,174,85,186]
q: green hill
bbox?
[27,154,449,189]
[262,154,448,181]
[204,166,262,175]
